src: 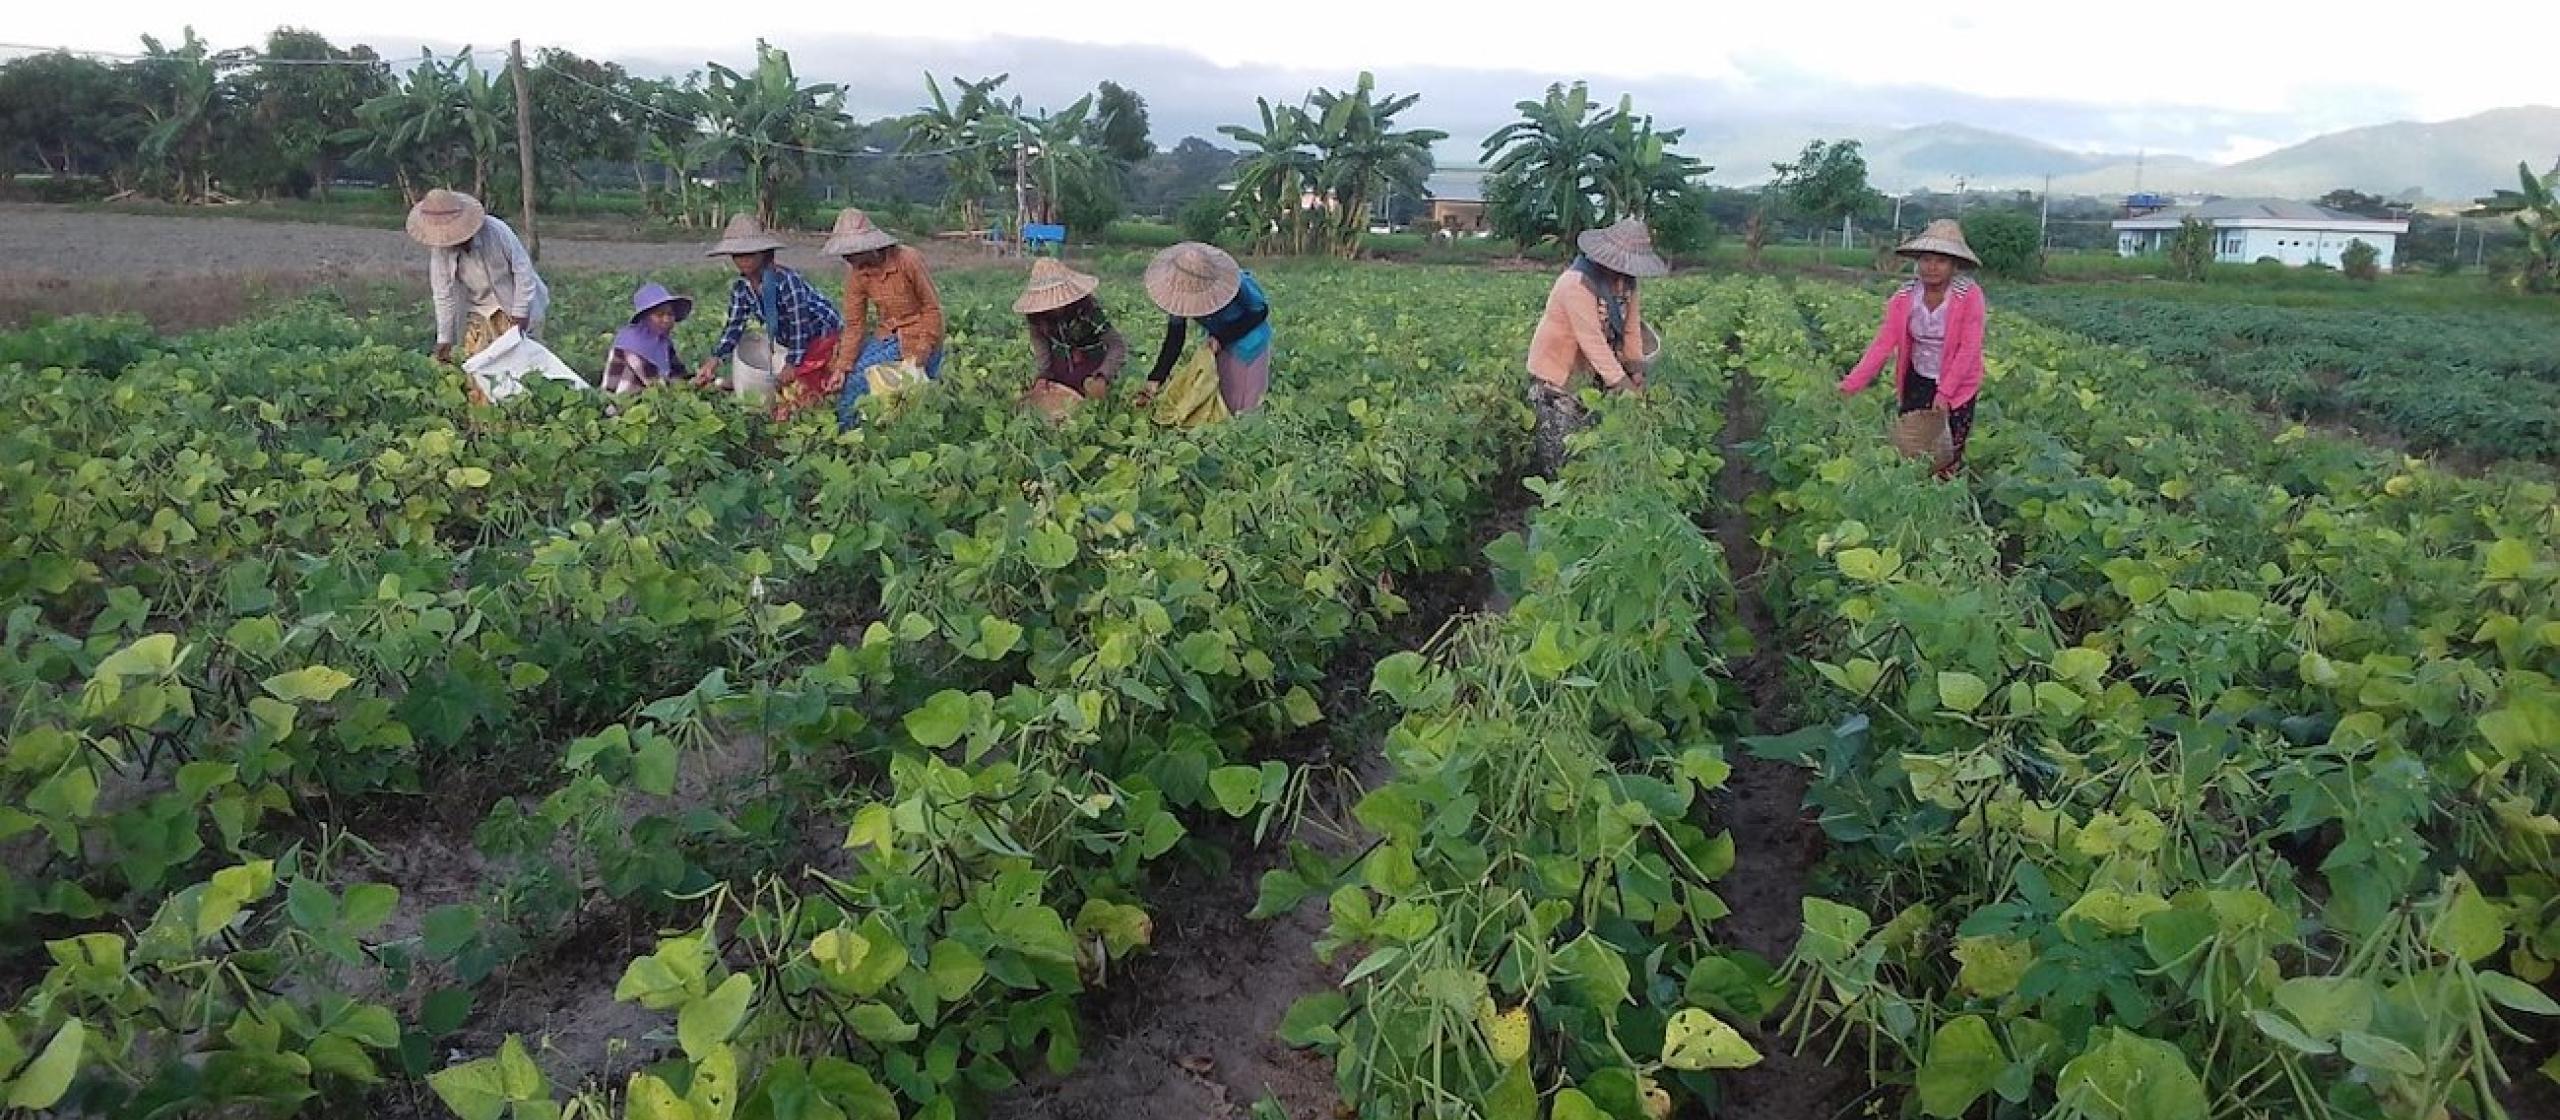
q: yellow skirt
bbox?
[458,310,518,406]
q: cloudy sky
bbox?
[10,2,2554,167]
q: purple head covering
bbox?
[611,283,691,378]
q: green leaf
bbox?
[497,1035,543,1100]
[2247,1010,2334,1056]
[2478,971,2560,1017]
[2056,1029,2205,1120]
[1023,524,1077,569]
[904,690,975,749]
[339,1005,402,1050]
[968,617,1024,660]
[1554,933,1631,1011]
[423,905,480,958]
[1278,992,1348,1048]
[2052,647,2110,690]
[678,973,754,1059]
[1482,1057,1537,1120]
[1175,631,1233,675]
[2339,1031,2425,1077]
[1370,651,1450,710]
[1937,671,1989,714]
[1281,686,1323,727]
[1550,1088,1608,1120]
[307,1033,381,1084]
[1521,622,1581,680]
[1917,1015,2005,1117]
[632,737,679,797]
[927,940,984,1001]
[1074,899,1153,957]
[1836,547,1894,583]
[5,1018,84,1110]
[1208,765,1265,817]
[2485,538,2535,582]
[1661,1007,1762,1070]
[1799,898,1872,966]
[93,632,180,678]
[1954,936,2034,999]
[428,1057,508,1120]
[262,665,357,703]
[341,883,398,934]
[2272,976,2374,1040]
[2434,876,2507,963]
[848,1002,919,1044]
[198,859,277,938]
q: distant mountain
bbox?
[1700,107,2560,202]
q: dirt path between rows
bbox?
[1002,472,1531,1120]
[1706,356,1863,1119]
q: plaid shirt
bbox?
[711,266,844,365]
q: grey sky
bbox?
[9,3,2550,173]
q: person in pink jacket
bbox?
[1839,219,1987,478]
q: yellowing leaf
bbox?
[1937,671,1989,714]
[444,466,493,489]
[262,665,356,704]
[1661,1007,1761,1070]
[1480,1004,1530,1066]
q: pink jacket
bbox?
[1839,278,1987,408]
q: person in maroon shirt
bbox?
[1015,259,1128,416]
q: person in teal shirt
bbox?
[1137,242,1273,414]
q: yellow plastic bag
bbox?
[1152,346,1230,428]
[865,357,931,398]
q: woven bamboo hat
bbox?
[1014,258,1101,315]
[1575,217,1670,278]
[821,208,900,256]
[706,214,787,257]
[1895,219,1980,267]
[1144,242,1243,318]
[405,189,487,248]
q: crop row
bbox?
[0,266,1542,1117]
[1994,291,2560,464]
[1741,276,2559,1118]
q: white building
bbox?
[2112,198,2409,271]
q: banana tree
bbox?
[1016,96,1105,227]
[1219,98,1323,255]
[1480,82,1611,254]
[342,51,468,203]
[2470,161,2560,293]
[1596,104,1706,222]
[907,73,1010,232]
[699,41,851,228]
[454,60,510,203]
[126,29,232,202]
[1307,72,1445,258]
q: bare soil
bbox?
[1705,358,1864,1119]
[0,203,1004,329]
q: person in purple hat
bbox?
[603,283,694,395]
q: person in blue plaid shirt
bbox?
[691,215,847,422]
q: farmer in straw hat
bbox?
[693,214,846,423]
[1839,218,1989,479]
[409,189,551,383]
[601,283,693,395]
[1523,216,1665,475]
[822,208,947,431]
[1015,258,1128,416]
[1137,241,1274,418]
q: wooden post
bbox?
[509,40,540,261]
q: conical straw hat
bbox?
[406,188,487,248]
[1894,219,1980,267]
[1014,258,1102,314]
[821,208,900,256]
[706,214,788,257]
[1144,242,1243,318]
[1574,217,1669,278]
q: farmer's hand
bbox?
[693,358,721,387]
[433,342,454,364]
[1081,376,1108,400]
[1132,383,1160,408]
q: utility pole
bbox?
[1954,176,1969,214]
[1013,125,1029,254]
[1890,193,1905,234]
[508,40,539,261]
[2039,174,2053,251]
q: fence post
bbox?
[510,40,540,261]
